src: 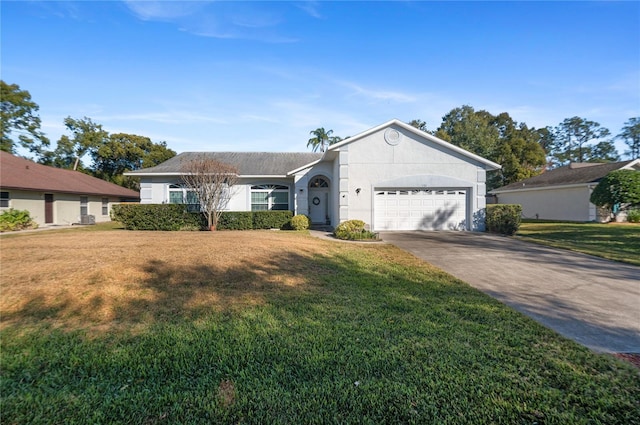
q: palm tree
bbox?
[307,127,333,152]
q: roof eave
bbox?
[490,182,597,194]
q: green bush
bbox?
[217,212,253,230]
[627,209,640,223]
[252,210,294,229]
[111,206,299,231]
[0,209,38,232]
[334,219,378,240]
[486,204,522,235]
[111,204,204,231]
[289,214,310,231]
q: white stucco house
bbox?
[490,159,640,222]
[126,119,501,231]
[0,151,140,226]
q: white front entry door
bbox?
[309,189,329,224]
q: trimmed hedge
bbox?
[217,212,253,230]
[486,204,522,235]
[111,204,202,231]
[253,210,293,229]
[111,204,295,231]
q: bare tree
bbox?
[180,155,238,230]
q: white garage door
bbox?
[374,189,468,231]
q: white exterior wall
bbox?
[140,176,297,212]
[1,189,120,226]
[331,125,488,231]
[496,185,595,221]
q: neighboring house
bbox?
[490,159,640,222]
[0,151,139,226]
[127,119,500,231]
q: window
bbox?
[168,184,200,211]
[80,196,88,216]
[251,185,289,211]
[0,192,9,208]
[309,177,329,188]
[102,198,109,215]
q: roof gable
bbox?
[0,152,139,198]
[492,159,639,192]
[327,119,501,170]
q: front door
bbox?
[44,194,54,224]
[309,189,328,224]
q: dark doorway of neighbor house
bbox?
[45,194,54,224]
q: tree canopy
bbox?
[431,106,547,190]
[307,128,342,152]
[92,133,176,190]
[590,169,640,219]
[617,117,640,159]
[549,117,617,166]
[0,80,49,156]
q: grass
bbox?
[1,228,639,424]
[517,221,640,266]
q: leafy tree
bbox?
[408,119,432,134]
[41,135,79,170]
[617,117,640,159]
[180,155,239,230]
[51,116,109,170]
[586,141,619,163]
[550,117,613,166]
[92,133,176,189]
[307,127,341,152]
[435,105,499,160]
[590,169,640,220]
[0,81,49,156]
[434,106,546,190]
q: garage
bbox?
[374,188,468,231]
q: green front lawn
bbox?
[517,222,640,266]
[1,230,639,424]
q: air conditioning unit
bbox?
[80,214,95,225]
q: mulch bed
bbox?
[614,353,640,369]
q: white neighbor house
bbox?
[126,120,501,231]
[490,159,640,222]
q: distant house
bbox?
[0,152,139,226]
[490,159,640,222]
[126,119,501,231]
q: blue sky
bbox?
[2,1,639,156]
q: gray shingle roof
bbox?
[126,152,323,176]
[492,161,635,192]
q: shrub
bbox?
[334,220,378,240]
[252,210,293,229]
[111,204,204,231]
[0,209,38,232]
[627,209,640,223]
[486,204,522,235]
[289,214,310,231]
[217,212,253,230]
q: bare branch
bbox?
[180,155,239,229]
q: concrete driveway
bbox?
[381,231,640,353]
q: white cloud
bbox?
[122,0,299,42]
[122,1,211,21]
[338,81,417,103]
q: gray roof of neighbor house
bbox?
[492,160,637,192]
[126,152,324,176]
[0,151,140,199]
